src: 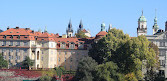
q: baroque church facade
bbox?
[137,10,167,78]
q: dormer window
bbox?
[78,42,84,49]
[18,35,20,39]
[60,42,66,49]
[3,35,6,39]
[69,42,75,49]
[10,36,13,39]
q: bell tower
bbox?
[66,19,73,37]
[137,10,147,36]
[153,9,159,34]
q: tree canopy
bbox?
[0,54,8,68]
[74,56,98,81]
[88,28,159,80]
[75,31,88,38]
[22,56,34,69]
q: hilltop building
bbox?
[0,22,110,70]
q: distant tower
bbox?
[38,28,42,32]
[44,26,48,33]
[108,24,112,31]
[66,19,73,37]
[101,22,105,31]
[137,10,147,36]
[165,21,167,32]
[77,20,83,33]
[153,9,159,34]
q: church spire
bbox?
[66,19,73,37]
[44,26,47,33]
[142,9,143,16]
[38,28,41,32]
[79,19,83,30]
[153,9,159,34]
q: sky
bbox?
[0,0,166,37]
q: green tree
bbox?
[88,28,158,80]
[0,54,8,68]
[75,31,88,38]
[144,42,159,81]
[95,62,125,81]
[38,75,52,81]
[73,56,98,81]
[89,28,130,64]
[22,56,34,70]
[54,66,65,78]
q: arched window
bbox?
[37,51,39,60]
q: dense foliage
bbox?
[38,75,52,81]
[73,56,98,81]
[87,28,159,81]
[0,54,8,68]
[75,31,88,38]
[21,56,34,69]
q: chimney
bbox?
[7,26,10,30]
[32,30,34,33]
[165,21,167,31]
[62,34,67,38]
[25,28,30,30]
[16,27,19,29]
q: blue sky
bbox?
[0,0,166,37]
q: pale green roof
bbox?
[138,15,147,22]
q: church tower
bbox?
[66,19,73,37]
[101,22,105,31]
[77,20,83,33]
[137,10,147,36]
[153,9,159,34]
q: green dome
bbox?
[101,23,105,27]
[138,15,147,22]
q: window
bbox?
[2,49,6,52]
[37,51,39,60]
[70,58,72,62]
[3,41,6,46]
[69,42,75,49]
[24,42,28,46]
[64,65,66,69]
[58,57,60,62]
[16,49,20,52]
[78,42,84,49]
[17,41,20,46]
[65,57,66,62]
[159,50,165,56]
[60,42,66,49]
[160,42,165,46]
[160,60,165,66]
[70,65,72,70]
[10,41,13,46]
[42,43,44,47]
[10,49,13,52]
[42,50,44,54]
[41,56,43,61]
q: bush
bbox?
[38,75,52,81]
